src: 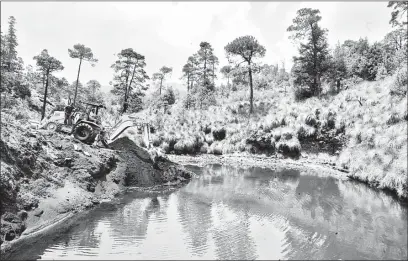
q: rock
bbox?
[2,213,20,223]
[17,210,28,221]
[33,209,44,217]
[5,231,16,241]
[21,197,39,211]
[73,144,82,152]
[87,183,96,192]
[64,158,73,167]
[83,151,91,157]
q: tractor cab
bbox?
[82,102,106,116]
[80,101,106,125]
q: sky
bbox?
[1,1,394,93]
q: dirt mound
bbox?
[1,122,192,250]
[0,122,123,245]
[109,137,193,187]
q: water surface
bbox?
[12,164,408,260]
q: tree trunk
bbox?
[310,23,320,96]
[212,63,215,86]
[3,91,7,108]
[248,64,254,114]
[41,69,50,120]
[160,77,163,95]
[73,58,83,106]
[187,73,190,93]
[42,73,45,90]
[203,57,207,84]
[123,63,139,113]
[127,61,138,98]
[122,68,132,114]
[336,79,341,93]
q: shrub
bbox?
[386,113,401,125]
[173,137,197,155]
[324,110,336,129]
[282,131,293,140]
[375,63,388,81]
[13,84,31,99]
[151,135,162,147]
[203,125,212,134]
[290,111,298,119]
[356,132,362,144]
[280,117,286,126]
[323,115,336,130]
[272,131,281,142]
[200,143,209,153]
[294,85,314,101]
[390,64,407,96]
[208,142,223,155]
[266,119,281,131]
[173,140,184,155]
[335,120,346,134]
[276,137,301,157]
[204,134,214,145]
[305,114,317,127]
[246,131,275,153]
[213,127,226,141]
[160,142,170,153]
[163,134,178,152]
[297,125,317,140]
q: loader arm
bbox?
[105,119,152,148]
[106,120,135,143]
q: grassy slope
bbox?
[136,77,407,198]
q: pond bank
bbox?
[8,162,407,260]
[168,152,407,203]
[0,119,193,259]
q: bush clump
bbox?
[294,85,314,101]
[297,125,317,140]
[386,113,401,125]
[246,131,275,153]
[203,125,212,134]
[305,114,317,127]
[276,137,301,158]
[213,127,226,141]
[390,64,407,96]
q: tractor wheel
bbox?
[45,122,58,131]
[73,123,94,142]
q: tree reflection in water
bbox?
[10,164,407,260]
[176,184,213,256]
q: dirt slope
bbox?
[0,120,193,255]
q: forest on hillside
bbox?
[1,2,406,118]
[1,2,407,197]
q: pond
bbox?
[11,164,408,260]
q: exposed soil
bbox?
[0,121,193,258]
[109,137,192,187]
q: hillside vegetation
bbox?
[1,3,407,201]
[140,73,407,198]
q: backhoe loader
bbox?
[34,101,152,149]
